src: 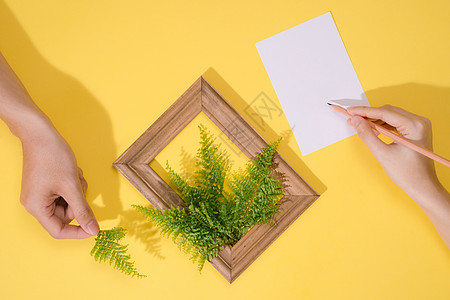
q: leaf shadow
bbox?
[118,207,165,260]
[179,146,197,184]
[202,67,327,195]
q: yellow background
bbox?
[1,0,449,299]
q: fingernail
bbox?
[351,116,361,126]
[87,220,99,236]
[347,107,356,115]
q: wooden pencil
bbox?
[330,104,450,167]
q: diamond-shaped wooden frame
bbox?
[113,76,319,283]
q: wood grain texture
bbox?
[114,76,319,283]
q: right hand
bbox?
[346,105,441,200]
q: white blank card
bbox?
[256,12,369,155]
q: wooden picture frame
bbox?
[113,77,319,283]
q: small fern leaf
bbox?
[91,227,146,278]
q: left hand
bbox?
[20,126,99,239]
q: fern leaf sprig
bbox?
[91,227,146,278]
[134,125,285,271]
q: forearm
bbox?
[0,52,98,239]
[412,182,450,248]
[0,52,55,141]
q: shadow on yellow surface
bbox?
[365,83,450,168]
[0,1,122,221]
[118,207,165,259]
[203,67,327,195]
[178,147,198,183]
[365,82,450,125]
[363,84,450,241]
[152,146,198,191]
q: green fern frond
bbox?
[134,125,285,272]
[91,227,146,278]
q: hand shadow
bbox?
[0,1,121,221]
[364,83,450,175]
[366,83,450,161]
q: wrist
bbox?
[12,109,58,145]
[408,179,449,211]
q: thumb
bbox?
[62,186,99,236]
[351,116,388,154]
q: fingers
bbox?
[349,116,388,155]
[26,189,98,239]
[347,105,415,129]
[53,197,74,223]
[61,183,99,237]
[383,105,424,120]
[78,168,88,194]
[27,198,92,239]
[42,215,92,239]
[347,105,431,142]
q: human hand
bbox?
[346,105,442,200]
[0,52,99,239]
[347,105,450,248]
[19,123,99,239]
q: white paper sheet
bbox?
[256,12,369,155]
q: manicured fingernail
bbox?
[87,220,99,236]
[351,116,361,126]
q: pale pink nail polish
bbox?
[87,220,99,235]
